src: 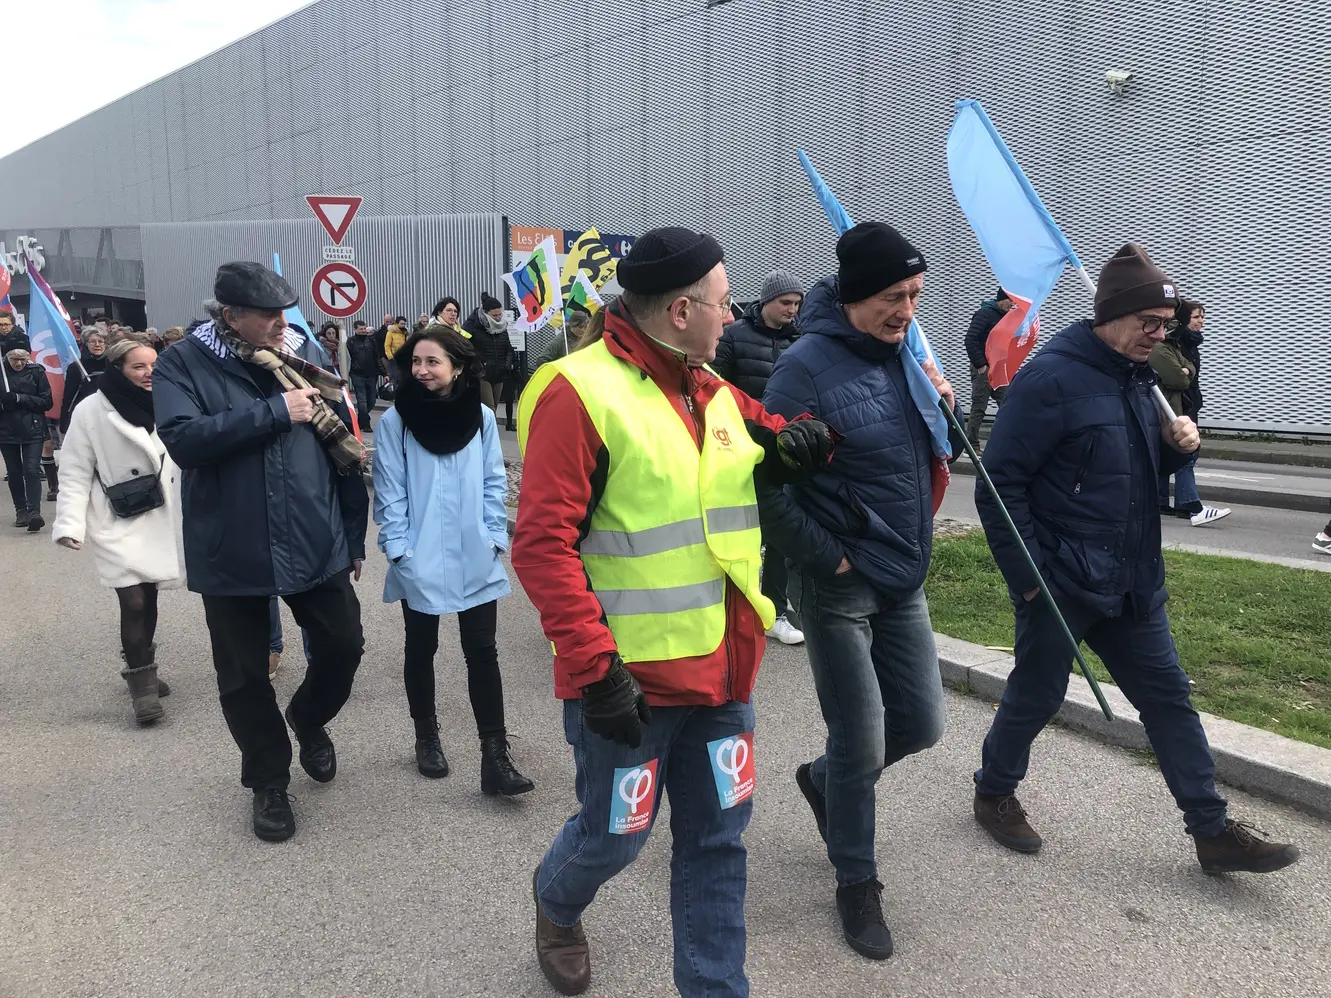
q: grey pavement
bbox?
[955,452,1331,514]
[3,522,1330,998]
[938,483,1331,572]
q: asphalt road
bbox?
[2,520,1329,998]
[940,479,1331,570]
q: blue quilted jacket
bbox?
[760,276,961,596]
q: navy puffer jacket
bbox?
[760,276,960,595]
[976,319,1189,617]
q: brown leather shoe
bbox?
[1195,820,1300,874]
[533,868,590,995]
[974,791,1043,853]
[268,652,281,682]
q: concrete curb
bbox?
[949,460,1328,514]
[935,634,1331,820]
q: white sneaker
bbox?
[766,616,805,645]
[1190,506,1231,527]
[1312,533,1331,556]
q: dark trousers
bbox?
[401,600,506,738]
[1,441,44,514]
[975,590,1229,837]
[760,541,790,616]
[478,379,505,413]
[965,366,1008,447]
[202,571,365,790]
[350,375,378,431]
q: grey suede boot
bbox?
[121,665,165,724]
[121,645,168,696]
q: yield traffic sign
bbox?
[311,261,367,318]
[306,195,362,245]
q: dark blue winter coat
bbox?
[760,276,963,596]
[153,332,368,597]
[976,319,1189,617]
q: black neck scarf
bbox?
[99,363,156,431]
[394,372,483,455]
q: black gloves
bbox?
[0,392,15,410]
[580,652,653,747]
[777,419,834,474]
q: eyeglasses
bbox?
[1137,314,1180,334]
[686,293,734,314]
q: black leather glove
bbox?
[580,652,652,747]
[776,419,834,473]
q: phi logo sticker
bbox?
[1163,284,1177,299]
[707,732,755,810]
[609,760,659,835]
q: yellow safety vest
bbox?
[518,339,776,663]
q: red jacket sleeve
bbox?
[511,374,618,690]
[731,385,789,434]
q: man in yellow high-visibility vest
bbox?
[513,228,834,997]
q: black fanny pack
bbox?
[95,455,166,519]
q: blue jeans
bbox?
[1159,451,1199,507]
[268,595,312,662]
[537,698,755,998]
[793,571,946,886]
[976,590,1228,837]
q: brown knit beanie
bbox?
[1094,243,1179,325]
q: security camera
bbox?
[1105,70,1134,94]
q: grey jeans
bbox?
[966,366,1008,446]
[791,568,946,885]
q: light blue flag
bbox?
[272,252,315,341]
[27,261,84,384]
[796,150,952,461]
[947,99,1082,343]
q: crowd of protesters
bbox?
[0,227,1311,997]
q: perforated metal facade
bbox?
[1,0,1328,430]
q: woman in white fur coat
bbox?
[53,338,185,725]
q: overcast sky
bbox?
[2,0,312,159]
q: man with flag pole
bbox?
[760,221,963,961]
[948,100,1300,874]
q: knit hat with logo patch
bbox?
[1094,243,1178,324]
[836,222,928,304]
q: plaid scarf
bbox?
[196,320,366,475]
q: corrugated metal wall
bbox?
[140,213,504,329]
[2,0,1329,430]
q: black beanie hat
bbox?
[617,227,725,295]
[1094,243,1178,325]
[836,222,927,304]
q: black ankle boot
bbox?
[42,459,59,501]
[481,734,534,797]
[414,716,449,778]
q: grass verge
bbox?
[926,531,1331,750]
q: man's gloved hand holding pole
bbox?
[580,652,653,748]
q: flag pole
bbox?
[942,399,1115,721]
[1074,266,1176,422]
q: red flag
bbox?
[984,296,1040,390]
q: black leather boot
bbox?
[414,716,449,778]
[481,734,534,797]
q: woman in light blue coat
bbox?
[373,325,533,797]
